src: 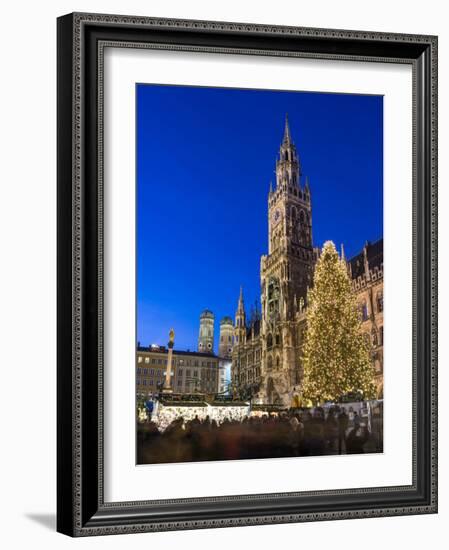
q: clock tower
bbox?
[260,115,316,403]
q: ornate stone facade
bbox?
[349,240,384,396]
[231,117,383,405]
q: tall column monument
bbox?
[164,328,175,393]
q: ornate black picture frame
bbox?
[57,12,438,537]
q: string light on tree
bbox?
[302,241,376,404]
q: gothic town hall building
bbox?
[231,117,384,406]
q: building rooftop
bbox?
[137,345,218,359]
[246,318,261,340]
[348,238,383,279]
[200,309,214,318]
[220,316,233,325]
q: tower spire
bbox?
[304,175,310,199]
[234,286,246,343]
[283,113,291,144]
[276,114,301,190]
[238,285,244,309]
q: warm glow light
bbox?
[302,241,376,403]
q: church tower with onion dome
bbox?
[198,309,215,354]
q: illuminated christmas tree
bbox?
[302,241,376,403]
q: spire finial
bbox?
[236,286,245,319]
[283,113,291,144]
[269,180,273,193]
[340,243,346,262]
[239,285,244,305]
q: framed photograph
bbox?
[57,12,438,536]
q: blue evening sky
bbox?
[136,84,383,351]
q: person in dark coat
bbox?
[325,409,339,453]
[338,408,349,454]
[346,426,369,454]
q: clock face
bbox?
[272,208,281,225]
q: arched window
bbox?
[275,332,281,346]
[276,356,280,369]
[267,333,273,349]
[299,210,305,224]
[360,301,369,321]
[291,206,297,221]
[379,326,384,345]
[372,328,378,346]
[377,292,384,312]
[267,356,273,370]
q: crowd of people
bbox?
[144,403,250,431]
[137,406,383,464]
